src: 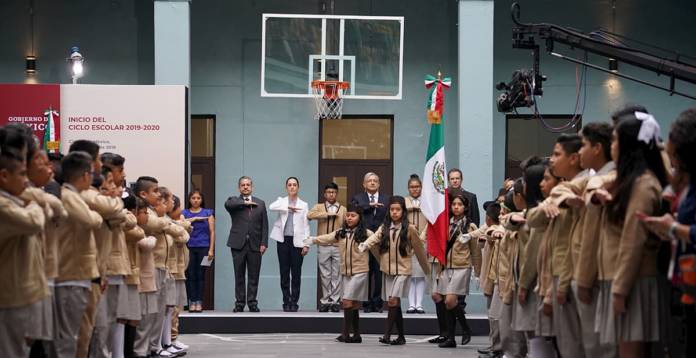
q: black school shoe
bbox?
[233,304,245,312]
[248,304,260,312]
[406,307,416,314]
[461,330,471,345]
[389,336,406,345]
[319,304,330,312]
[330,304,340,312]
[346,335,362,343]
[428,336,447,344]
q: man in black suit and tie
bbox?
[351,172,389,313]
[447,168,480,226]
[225,176,269,312]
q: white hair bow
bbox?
[634,111,661,145]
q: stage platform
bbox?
[180,310,489,335]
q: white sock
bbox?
[529,337,555,358]
[161,307,173,346]
[407,279,417,308]
[111,322,125,358]
[414,278,425,308]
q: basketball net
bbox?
[311,80,349,120]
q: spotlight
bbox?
[68,46,84,84]
[25,56,36,74]
[608,58,618,73]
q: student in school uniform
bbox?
[552,123,617,358]
[18,130,67,355]
[593,114,667,358]
[534,134,588,358]
[133,176,173,358]
[475,202,505,357]
[496,191,528,358]
[307,182,346,312]
[0,142,47,358]
[53,151,104,358]
[269,177,311,312]
[358,195,430,345]
[121,196,146,357]
[304,202,375,343]
[405,174,428,314]
[434,189,482,348]
[506,159,557,358]
[169,195,192,353]
[132,196,158,358]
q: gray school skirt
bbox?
[26,288,53,340]
[122,284,141,321]
[175,280,188,307]
[595,278,659,344]
[164,275,176,306]
[110,282,130,320]
[489,285,503,321]
[512,286,537,332]
[535,291,554,337]
[382,274,411,300]
[342,272,369,301]
[433,268,472,296]
[410,255,426,278]
[140,291,159,315]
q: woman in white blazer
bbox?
[269,177,311,312]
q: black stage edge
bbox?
[180,311,489,335]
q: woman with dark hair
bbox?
[359,196,430,345]
[432,189,481,348]
[592,113,667,357]
[641,108,696,357]
[183,189,215,312]
[269,177,311,312]
[405,174,427,314]
[304,202,376,343]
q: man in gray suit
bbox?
[225,176,268,312]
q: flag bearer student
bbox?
[307,182,346,312]
[593,114,667,358]
[304,202,375,343]
[17,127,67,356]
[133,176,173,358]
[0,143,47,358]
[475,201,505,357]
[495,191,528,358]
[53,151,104,358]
[169,195,192,353]
[68,141,127,358]
[505,159,557,358]
[405,174,428,314]
[534,134,587,358]
[358,195,430,345]
[548,122,617,358]
[161,193,191,356]
[120,196,149,357]
[434,189,482,348]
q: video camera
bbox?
[496,69,545,113]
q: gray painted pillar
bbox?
[458,0,495,211]
[154,0,190,86]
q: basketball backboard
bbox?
[261,14,404,100]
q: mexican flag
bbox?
[421,76,450,265]
[43,107,59,153]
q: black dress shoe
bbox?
[282,304,290,312]
[428,336,447,344]
[347,335,362,343]
[232,305,245,312]
[378,337,391,345]
[335,335,346,342]
[319,304,330,312]
[390,336,406,345]
[406,307,416,314]
[290,304,299,312]
[438,338,456,348]
[330,304,340,313]
[416,307,425,314]
[248,305,260,312]
[461,330,471,345]
[363,306,372,313]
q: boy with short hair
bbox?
[54,151,104,358]
[307,182,346,312]
[0,147,47,357]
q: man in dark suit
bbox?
[225,176,268,312]
[447,168,480,226]
[351,172,389,313]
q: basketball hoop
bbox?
[311,80,349,120]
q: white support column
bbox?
[458,0,495,216]
[154,0,190,86]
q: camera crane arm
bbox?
[510,2,696,100]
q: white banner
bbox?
[60,84,187,200]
